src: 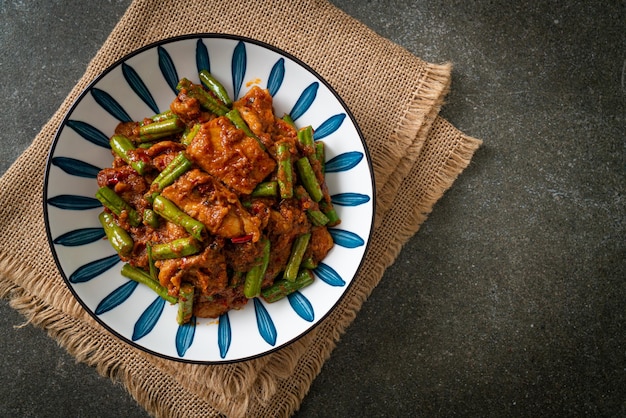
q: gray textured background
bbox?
[1,1,624,416]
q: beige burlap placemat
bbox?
[0,0,482,416]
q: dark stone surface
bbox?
[1,1,624,416]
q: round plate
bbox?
[43,34,374,363]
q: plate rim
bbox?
[43,33,376,364]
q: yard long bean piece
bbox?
[297,125,316,157]
[243,238,270,298]
[296,157,324,202]
[95,186,141,227]
[98,211,134,256]
[142,208,159,228]
[294,186,329,226]
[121,263,177,304]
[142,109,174,125]
[284,233,311,282]
[152,195,205,241]
[139,116,185,142]
[109,134,147,175]
[150,152,192,193]
[315,141,325,173]
[199,70,232,107]
[282,113,296,129]
[146,243,158,281]
[151,236,202,260]
[177,78,229,116]
[180,123,201,146]
[261,269,315,303]
[176,282,195,325]
[251,181,278,197]
[225,108,266,150]
[276,142,293,199]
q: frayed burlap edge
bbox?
[374,62,452,226]
[250,117,483,417]
[0,116,482,418]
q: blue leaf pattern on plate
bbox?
[66,120,110,148]
[288,291,314,322]
[325,151,363,173]
[314,114,346,140]
[158,46,179,95]
[53,227,105,246]
[289,82,319,121]
[329,228,365,248]
[266,58,284,97]
[176,316,196,357]
[69,254,120,284]
[47,195,101,210]
[218,313,231,359]
[195,39,210,73]
[314,263,346,287]
[51,157,100,178]
[133,296,166,341]
[91,88,132,122]
[331,192,371,206]
[95,280,138,315]
[122,63,159,114]
[231,41,246,100]
[45,36,374,363]
[254,298,277,346]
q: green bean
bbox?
[315,141,325,173]
[150,152,192,193]
[282,113,296,129]
[276,142,293,199]
[296,157,323,202]
[307,209,330,226]
[261,269,314,303]
[177,78,229,116]
[141,109,174,126]
[109,134,147,175]
[120,263,177,304]
[284,233,311,282]
[146,243,159,281]
[243,238,270,298]
[251,181,278,197]
[98,211,134,256]
[199,70,232,107]
[138,116,185,143]
[151,236,202,260]
[152,195,205,241]
[176,282,195,325]
[225,108,266,150]
[95,186,141,227]
[293,186,329,226]
[301,257,318,270]
[297,125,316,157]
[142,208,160,228]
[180,123,201,146]
[319,201,340,226]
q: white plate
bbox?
[44,34,374,363]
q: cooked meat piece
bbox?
[161,169,262,241]
[233,86,275,137]
[263,201,311,284]
[304,226,335,265]
[156,237,228,297]
[170,92,214,124]
[185,117,276,194]
[96,165,149,210]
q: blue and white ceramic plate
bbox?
[44,34,374,363]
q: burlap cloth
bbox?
[0,0,482,416]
